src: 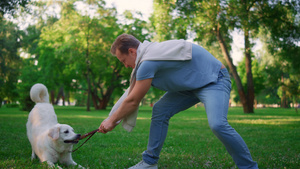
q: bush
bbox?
[5,103,20,108]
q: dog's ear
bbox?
[48,126,60,140]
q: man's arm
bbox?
[99,78,152,133]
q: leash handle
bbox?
[72,129,99,153]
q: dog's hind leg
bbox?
[31,149,36,160]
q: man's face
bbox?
[116,48,137,69]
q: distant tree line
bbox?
[1,0,299,113]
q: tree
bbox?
[151,0,175,41]
[254,43,282,106]
[18,23,45,110]
[0,0,30,17]
[152,0,252,112]
[236,57,266,107]
[36,0,151,110]
[0,19,23,107]
[152,0,299,113]
[18,58,40,111]
[257,0,300,108]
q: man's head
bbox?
[111,34,140,56]
[111,34,140,68]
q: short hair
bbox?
[110,34,140,55]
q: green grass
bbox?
[0,106,299,169]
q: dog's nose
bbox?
[75,134,81,141]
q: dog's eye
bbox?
[64,130,69,134]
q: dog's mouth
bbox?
[64,140,79,144]
[64,134,81,144]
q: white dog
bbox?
[26,83,83,168]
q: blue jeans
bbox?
[142,68,258,169]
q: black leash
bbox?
[72,129,99,153]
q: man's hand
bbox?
[98,78,153,134]
[98,119,118,134]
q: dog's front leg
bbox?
[60,153,84,168]
[64,160,85,169]
[40,153,60,169]
[46,161,62,169]
[59,153,83,168]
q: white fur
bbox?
[26,83,83,168]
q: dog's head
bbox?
[48,124,81,144]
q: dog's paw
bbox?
[30,151,37,160]
[46,161,62,169]
[77,164,85,169]
[30,156,36,161]
[56,166,63,169]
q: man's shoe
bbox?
[128,160,158,169]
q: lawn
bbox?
[0,106,299,169]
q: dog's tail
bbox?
[30,83,50,103]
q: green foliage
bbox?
[258,0,300,74]
[4,103,19,108]
[151,0,176,41]
[0,0,30,16]
[254,27,300,106]
[22,24,44,56]
[1,0,299,110]
[32,1,152,109]
[0,19,23,106]
[0,106,299,168]
[152,0,299,112]
[17,58,41,111]
[236,57,266,95]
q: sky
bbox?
[106,0,153,20]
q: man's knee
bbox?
[152,103,166,120]
[209,122,227,134]
[152,102,176,121]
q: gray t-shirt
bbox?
[136,44,222,92]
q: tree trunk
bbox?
[90,86,114,110]
[50,90,55,104]
[280,74,288,108]
[244,29,255,113]
[216,26,253,113]
[0,97,2,108]
[99,97,109,110]
[293,96,298,113]
[100,87,114,109]
[55,86,65,106]
[86,75,91,111]
[91,89,99,110]
[66,92,70,105]
[86,25,91,111]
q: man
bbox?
[99,34,258,169]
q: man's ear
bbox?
[128,48,137,54]
[48,126,60,140]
